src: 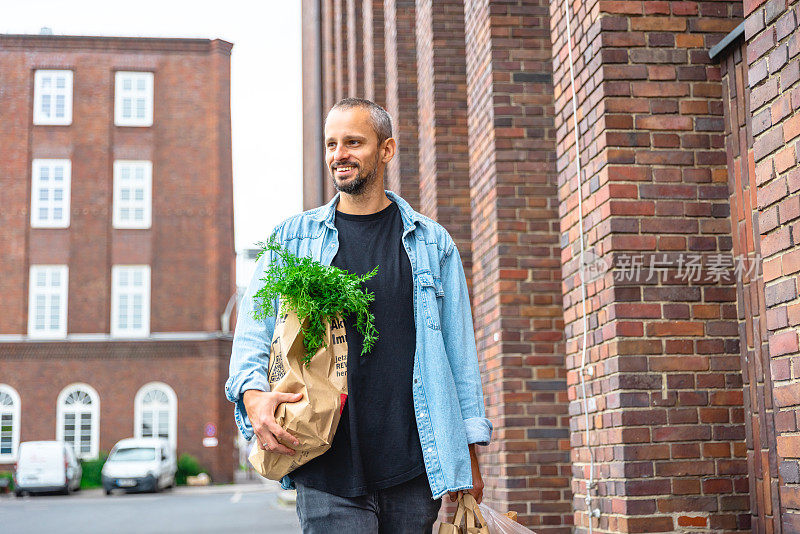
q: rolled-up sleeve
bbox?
[225,247,278,441]
[439,242,493,446]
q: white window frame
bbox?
[56,383,100,460]
[28,265,68,339]
[33,70,73,126]
[31,159,71,228]
[0,385,21,462]
[114,71,154,127]
[134,382,177,451]
[113,160,152,229]
[111,265,151,337]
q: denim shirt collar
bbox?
[310,190,423,234]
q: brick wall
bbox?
[718,30,781,533]
[744,0,800,530]
[550,0,749,531]
[0,36,235,337]
[300,0,800,530]
[0,339,235,483]
[463,0,571,530]
[0,35,236,481]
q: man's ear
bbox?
[381,137,397,164]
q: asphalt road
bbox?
[0,482,301,534]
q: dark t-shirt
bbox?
[290,201,425,497]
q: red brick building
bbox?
[0,34,237,483]
[301,0,800,531]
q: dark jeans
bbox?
[294,474,442,534]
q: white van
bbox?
[14,441,82,496]
[101,437,177,495]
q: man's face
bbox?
[324,107,382,196]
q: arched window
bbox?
[134,382,177,450]
[57,384,100,459]
[0,385,21,462]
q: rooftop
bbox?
[0,33,233,54]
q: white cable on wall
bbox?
[563,0,600,530]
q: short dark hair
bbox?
[327,97,393,145]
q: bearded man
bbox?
[226,98,492,533]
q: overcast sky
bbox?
[4,0,304,273]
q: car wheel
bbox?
[14,489,23,498]
[61,484,71,496]
[105,489,112,496]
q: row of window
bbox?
[0,382,176,461]
[32,159,152,229]
[29,265,150,338]
[34,70,154,127]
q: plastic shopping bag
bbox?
[478,503,536,534]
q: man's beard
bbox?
[330,157,378,195]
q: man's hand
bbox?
[243,389,302,456]
[448,444,484,504]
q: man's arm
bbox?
[448,444,484,503]
[438,242,493,446]
[224,249,274,441]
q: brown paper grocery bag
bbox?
[439,493,489,534]
[248,309,348,480]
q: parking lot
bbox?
[0,482,301,534]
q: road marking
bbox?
[230,491,242,503]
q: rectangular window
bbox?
[111,265,150,337]
[114,72,153,127]
[28,265,68,338]
[1,414,13,456]
[113,160,152,228]
[31,159,71,228]
[33,70,73,125]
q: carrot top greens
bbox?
[252,236,378,366]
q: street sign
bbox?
[203,437,218,448]
[204,423,217,438]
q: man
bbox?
[226,98,492,533]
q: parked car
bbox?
[101,437,176,495]
[13,441,82,496]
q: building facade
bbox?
[302,0,800,532]
[0,34,237,483]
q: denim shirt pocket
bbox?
[418,272,444,330]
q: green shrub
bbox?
[80,453,108,489]
[175,453,205,486]
[0,471,14,492]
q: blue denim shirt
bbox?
[225,191,493,499]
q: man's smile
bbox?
[334,164,358,177]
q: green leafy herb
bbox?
[252,236,378,366]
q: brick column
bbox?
[384,0,421,209]
[302,0,326,210]
[550,0,749,532]
[347,0,364,97]
[718,28,781,533]
[415,0,473,285]
[745,0,800,531]
[334,0,347,102]
[463,0,571,530]
[364,0,387,106]
[322,0,337,201]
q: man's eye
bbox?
[349,140,359,146]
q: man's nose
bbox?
[333,144,349,162]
